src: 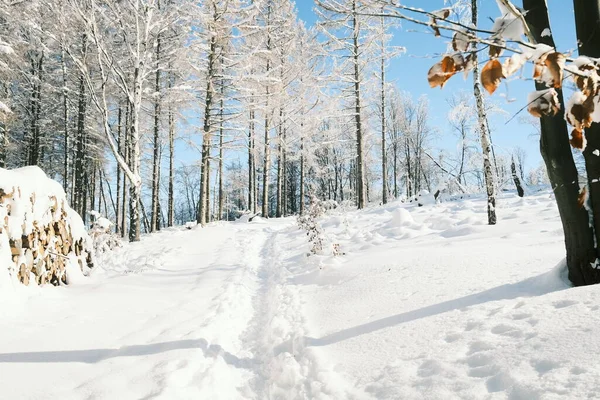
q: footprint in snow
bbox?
[444,332,462,343]
[491,324,524,338]
[570,366,587,375]
[467,341,494,355]
[511,313,532,320]
[531,359,560,375]
[553,300,578,309]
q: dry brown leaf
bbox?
[568,103,594,130]
[441,55,456,74]
[431,23,441,37]
[577,185,588,209]
[427,56,459,88]
[432,8,451,19]
[533,60,544,80]
[527,89,560,118]
[566,92,595,130]
[488,44,504,59]
[481,59,505,95]
[462,54,474,79]
[452,31,470,52]
[430,9,451,38]
[575,76,598,97]
[449,54,468,73]
[502,54,527,78]
[544,52,566,89]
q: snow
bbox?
[2,191,600,399]
[0,100,10,114]
[541,28,552,37]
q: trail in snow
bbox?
[0,223,298,399]
[3,191,599,400]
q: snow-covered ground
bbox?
[1,191,599,399]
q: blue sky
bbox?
[296,0,577,174]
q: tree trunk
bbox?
[218,72,225,221]
[121,102,129,238]
[276,108,284,218]
[128,63,143,242]
[61,45,70,193]
[262,111,270,218]
[471,0,497,225]
[575,0,600,254]
[116,106,122,234]
[198,35,216,226]
[248,104,255,213]
[352,0,365,209]
[151,33,162,233]
[380,16,388,205]
[511,157,524,198]
[168,72,175,228]
[523,0,598,286]
[300,136,305,214]
[262,16,272,219]
[74,70,87,218]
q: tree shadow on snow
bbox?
[0,339,257,368]
[305,263,570,347]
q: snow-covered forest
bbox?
[0,0,550,239]
[2,0,600,398]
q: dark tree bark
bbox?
[575,0,600,260]
[511,157,524,198]
[523,0,599,286]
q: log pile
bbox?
[0,166,93,286]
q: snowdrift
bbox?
[0,166,93,287]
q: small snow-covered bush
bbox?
[0,166,93,287]
[406,190,437,207]
[88,211,121,255]
[297,196,325,256]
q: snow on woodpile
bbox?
[0,166,93,287]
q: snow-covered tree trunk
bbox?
[300,136,305,214]
[471,0,496,225]
[168,92,175,227]
[276,107,284,218]
[151,32,162,232]
[60,45,70,194]
[352,0,366,209]
[248,105,256,214]
[262,109,271,218]
[218,72,225,221]
[116,106,123,235]
[198,33,217,226]
[380,49,387,205]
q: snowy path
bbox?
[4,192,600,399]
[0,221,324,399]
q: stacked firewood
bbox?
[0,167,93,286]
